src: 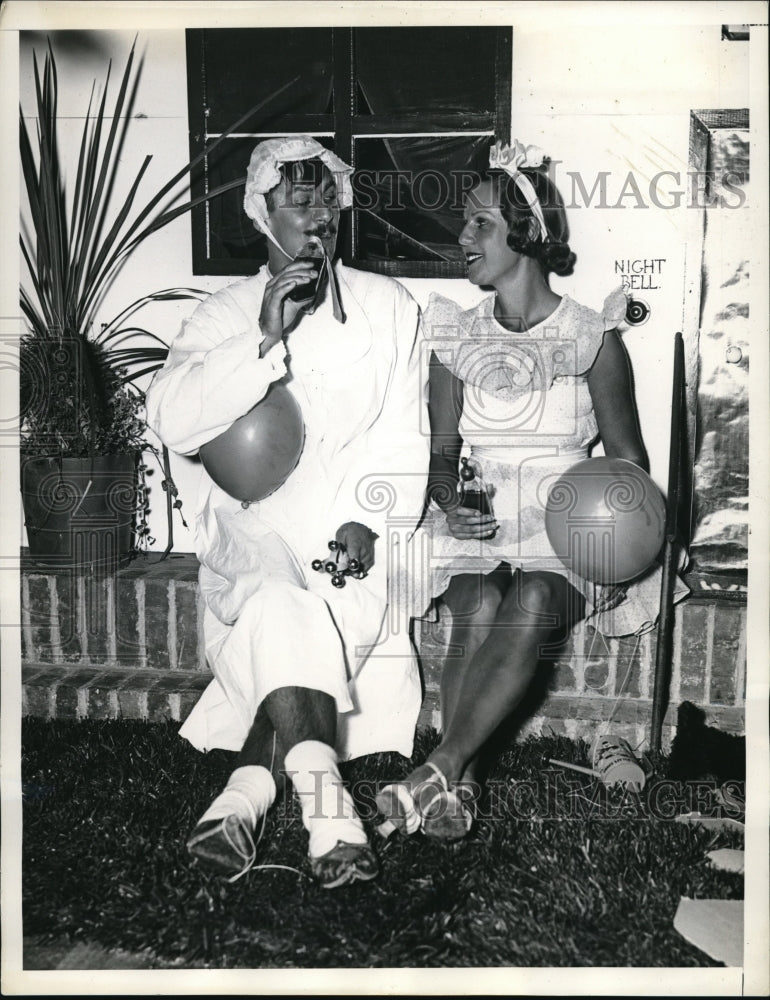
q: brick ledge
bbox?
[23,663,209,691]
[21,552,747,743]
[22,663,745,739]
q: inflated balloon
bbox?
[545,457,666,584]
[199,383,304,503]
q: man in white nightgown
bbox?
[145,137,428,888]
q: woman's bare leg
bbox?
[441,571,507,728]
[439,570,507,796]
[377,570,584,839]
[428,570,585,785]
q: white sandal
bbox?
[375,762,472,841]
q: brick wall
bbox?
[21,554,209,727]
[417,596,746,748]
[21,553,746,749]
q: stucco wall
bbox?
[16,16,750,552]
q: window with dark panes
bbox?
[186,27,511,276]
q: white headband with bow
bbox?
[489,140,549,241]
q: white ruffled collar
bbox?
[425,287,627,400]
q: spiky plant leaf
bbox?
[20,37,298,457]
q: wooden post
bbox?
[160,445,175,561]
[651,332,686,751]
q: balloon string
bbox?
[583,580,600,624]
[584,621,643,740]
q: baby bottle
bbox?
[458,457,494,516]
[288,236,327,303]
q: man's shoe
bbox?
[186,815,257,883]
[308,841,379,889]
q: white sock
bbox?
[283,740,367,858]
[198,765,276,830]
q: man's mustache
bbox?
[305,226,337,238]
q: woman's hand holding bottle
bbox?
[446,506,499,539]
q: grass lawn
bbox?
[21,718,743,969]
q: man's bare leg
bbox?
[189,686,377,887]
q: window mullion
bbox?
[332,27,355,262]
[350,114,495,136]
[495,29,512,144]
[186,29,211,275]
[206,115,335,138]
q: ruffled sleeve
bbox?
[423,292,513,389]
[569,286,629,375]
[422,292,467,353]
[602,286,629,331]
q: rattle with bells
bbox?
[312,540,367,589]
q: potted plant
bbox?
[19,40,278,570]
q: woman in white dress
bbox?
[376,141,679,842]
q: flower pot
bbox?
[21,455,137,572]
